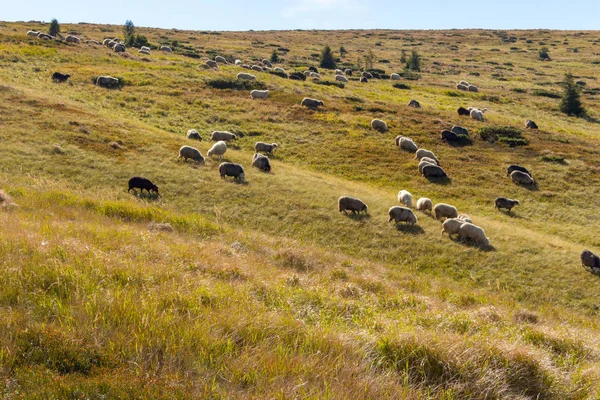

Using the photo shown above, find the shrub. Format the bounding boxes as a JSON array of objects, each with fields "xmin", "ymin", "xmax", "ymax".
[
  {"xmin": 398, "ymin": 71, "xmax": 420, "ymax": 80},
  {"xmin": 270, "ymin": 49, "xmax": 279, "ymax": 63},
  {"xmin": 406, "ymin": 50, "xmax": 421, "ymax": 71},
  {"xmin": 512, "ymin": 88, "xmax": 527, "ymax": 93},
  {"xmin": 560, "ymin": 72, "xmax": 586, "ymax": 116},
  {"xmin": 479, "ymin": 126, "xmax": 529, "ymax": 147},
  {"xmin": 288, "ymin": 72, "xmax": 306, "ymax": 81},
  {"xmin": 205, "ymin": 78, "xmax": 266, "ymax": 90},
  {"xmin": 319, "ymin": 46, "xmax": 336, "ymax": 69},
  {"xmin": 393, "ymin": 83, "xmax": 411, "ymax": 90},
  {"xmin": 49, "ymin": 19, "xmax": 60, "ymax": 37},
  {"xmin": 540, "ymin": 153, "xmax": 567, "ymax": 164},
  {"xmin": 183, "ymin": 51, "xmax": 201, "ymax": 59},
  {"xmin": 123, "ymin": 20, "xmax": 135, "ymax": 43},
  {"xmin": 538, "ymin": 47, "xmax": 550, "ymax": 60},
  {"xmin": 533, "ymin": 89, "xmax": 561, "ymax": 99},
  {"xmin": 314, "ymin": 80, "xmax": 344, "ymax": 89}
]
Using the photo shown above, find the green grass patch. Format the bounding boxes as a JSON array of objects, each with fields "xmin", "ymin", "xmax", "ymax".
[{"xmin": 479, "ymin": 126, "xmax": 529, "ymax": 147}]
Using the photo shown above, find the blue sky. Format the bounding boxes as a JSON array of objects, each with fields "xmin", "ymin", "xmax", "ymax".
[{"xmin": 3, "ymin": 0, "xmax": 599, "ymax": 30}]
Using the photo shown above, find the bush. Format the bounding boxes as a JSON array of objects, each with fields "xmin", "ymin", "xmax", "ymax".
[
  {"xmin": 532, "ymin": 89, "xmax": 561, "ymax": 99},
  {"xmin": 314, "ymin": 80, "xmax": 344, "ymax": 89},
  {"xmin": 479, "ymin": 126, "xmax": 529, "ymax": 147},
  {"xmin": 539, "ymin": 47, "xmax": 551, "ymax": 60},
  {"xmin": 288, "ymin": 72, "xmax": 306, "ymax": 81},
  {"xmin": 268, "ymin": 70, "xmax": 287, "ymax": 79},
  {"xmin": 512, "ymin": 88, "xmax": 527, "ymax": 93},
  {"xmin": 393, "ymin": 83, "xmax": 411, "ymax": 90},
  {"xmin": 206, "ymin": 78, "xmax": 266, "ymax": 90},
  {"xmin": 398, "ymin": 71, "xmax": 420, "ymax": 80},
  {"xmin": 444, "ymin": 90, "xmax": 464, "ymax": 97},
  {"xmin": 183, "ymin": 51, "xmax": 201, "ymax": 59},
  {"xmin": 406, "ymin": 50, "xmax": 421, "ymax": 71}
]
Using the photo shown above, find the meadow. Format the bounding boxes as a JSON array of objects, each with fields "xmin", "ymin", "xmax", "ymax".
[{"xmin": 1, "ymin": 21, "xmax": 600, "ymax": 398}]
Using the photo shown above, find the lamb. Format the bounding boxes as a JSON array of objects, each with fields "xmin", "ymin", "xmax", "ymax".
[
  {"xmin": 206, "ymin": 60, "xmax": 219, "ymax": 69},
  {"xmin": 210, "ymin": 131, "xmax": 237, "ymax": 142},
  {"xmin": 495, "ymin": 197, "xmax": 520, "ymax": 212},
  {"xmin": 457, "ymin": 223, "xmax": 489, "ymax": 246},
  {"xmin": 371, "ymin": 119, "xmax": 388, "ymax": 132},
  {"xmin": 160, "ymin": 46, "xmax": 172, "ymax": 52},
  {"xmin": 207, "ymin": 141, "xmax": 227, "ymax": 160},
  {"xmin": 96, "ymin": 76, "xmax": 119, "ymax": 88},
  {"xmin": 442, "ymin": 219, "xmax": 465, "ymax": 238},
  {"xmin": 468, "ymin": 85, "xmax": 479, "ymax": 92},
  {"xmin": 128, "ymin": 176, "xmax": 159, "ymax": 196},
  {"xmin": 457, "ymin": 107, "xmax": 470, "ymax": 116},
  {"xmin": 416, "ymin": 197, "xmax": 433, "ymax": 213},
  {"xmin": 388, "ymin": 206, "xmax": 418, "ymax": 225},
  {"xmin": 470, "ymin": 108, "xmax": 484, "ymax": 121},
  {"xmin": 408, "ymin": 100, "xmax": 421, "ymax": 108},
  {"xmin": 422, "ymin": 165, "xmax": 447, "ymax": 178},
  {"xmin": 581, "ymin": 250, "xmax": 600, "ymax": 273},
  {"xmin": 398, "ymin": 190, "xmax": 413, "ymax": 208},
  {"xmin": 510, "ymin": 171, "xmax": 534, "ymax": 185},
  {"xmin": 415, "ymin": 149, "xmax": 438, "ymax": 163},
  {"xmin": 187, "ymin": 129, "xmax": 202, "ymax": 141},
  {"xmin": 301, "ymin": 98, "xmax": 324, "ymax": 109},
  {"xmin": 237, "ymin": 72, "xmax": 256, "ymax": 80},
  {"xmin": 441, "ymin": 130, "xmax": 459, "ymax": 141},
  {"xmin": 451, "ymin": 126, "xmax": 468, "ymax": 136},
  {"xmin": 215, "ymin": 56, "xmax": 228, "ymax": 64},
  {"xmin": 335, "ymin": 75, "xmax": 349, "ymax": 82},
  {"xmin": 252, "ymin": 153, "xmax": 271, "ymax": 172},
  {"xmin": 434, "ymin": 203, "xmax": 458, "ymax": 220},
  {"xmin": 219, "ymin": 162, "xmax": 245, "ymax": 181},
  {"xmin": 526, "ymin": 120, "xmax": 539, "ymax": 129},
  {"xmin": 255, "ymin": 142, "xmax": 278, "ymax": 154},
  {"xmin": 457, "ymin": 214, "xmax": 472, "ymax": 223},
  {"xmin": 507, "ymin": 165, "xmax": 532, "ymax": 177},
  {"xmin": 399, "ymin": 138, "xmax": 418, "ymax": 152},
  {"xmin": 418, "ymin": 160, "xmax": 436, "ymax": 175},
  {"xmin": 65, "ymin": 35, "xmax": 81, "ymax": 43},
  {"xmin": 390, "ymin": 73, "xmax": 401, "ymax": 80},
  {"xmin": 250, "ymin": 90, "xmax": 269, "ymax": 99},
  {"xmin": 27, "ymin": 30, "xmax": 39, "ymax": 37},
  {"xmin": 52, "ymin": 72, "xmax": 70, "ymax": 83},
  {"xmin": 338, "ymin": 196, "xmax": 368, "ymax": 215},
  {"xmin": 178, "ymin": 146, "xmax": 205, "ymax": 163}
]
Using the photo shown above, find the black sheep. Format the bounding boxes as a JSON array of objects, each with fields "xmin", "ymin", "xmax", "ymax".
[
  {"xmin": 457, "ymin": 107, "xmax": 470, "ymax": 116},
  {"xmin": 52, "ymin": 72, "xmax": 71, "ymax": 83},
  {"xmin": 506, "ymin": 165, "xmax": 532, "ymax": 177},
  {"xmin": 495, "ymin": 197, "xmax": 520, "ymax": 212},
  {"xmin": 219, "ymin": 162, "xmax": 245, "ymax": 181},
  {"xmin": 128, "ymin": 176, "xmax": 159, "ymax": 196}
]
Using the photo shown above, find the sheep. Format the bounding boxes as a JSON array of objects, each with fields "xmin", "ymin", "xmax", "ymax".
[
  {"xmin": 495, "ymin": 197, "xmax": 520, "ymax": 212},
  {"xmin": 415, "ymin": 149, "xmax": 439, "ymax": 163},
  {"xmin": 507, "ymin": 165, "xmax": 532, "ymax": 177},
  {"xmin": 581, "ymin": 250, "xmax": 600, "ymax": 273},
  {"xmin": 262, "ymin": 59, "xmax": 272, "ymax": 67},
  {"xmin": 416, "ymin": 197, "xmax": 433, "ymax": 213},
  {"xmin": 457, "ymin": 84, "xmax": 469, "ymax": 91},
  {"xmin": 103, "ymin": 38, "xmax": 112, "ymax": 46},
  {"xmin": 344, "ymin": 69, "xmax": 353, "ymax": 76},
  {"xmin": 38, "ymin": 33, "xmax": 53, "ymax": 40},
  {"xmin": 434, "ymin": 203, "xmax": 458, "ymax": 220},
  {"xmin": 457, "ymin": 107, "xmax": 470, "ymax": 116},
  {"xmin": 470, "ymin": 109, "xmax": 484, "ymax": 121},
  {"xmin": 207, "ymin": 141, "xmax": 227, "ymax": 160},
  {"xmin": 250, "ymin": 90, "xmax": 269, "ymax": 99},
  {"xmin": 252, "ymin": 65, "xmax": 264, "ymax": 72},
  {"xmin": 273, "ymin": 67, "xmax": 285, "ymax": 73},
  {"xmin": 179, "ymin": 146, "xmax": 205, "ymax": 163},
  {"xmin": 206, "ymin": 60, "xmax": 219, "ymax": 69},
  {"xmin": 362, "ymin": 72, "xmax": 373, "ymax": 79},
  {"xmin": 441, "ymin": 130, "xmax": 459, "ymax": 141},
  {"xmin": 113, "ymin": 43, "xmax": 126, "ymax": 53},
  {"xmin": 400, "ymin": 137, "xmax": 418, "ymax": 152},
  {"xmin": 442, "ymin": 219, "xmax": 465, "ymax": 238},
  {"xmin": 418, "ymin": 160, "xmax": 436, "ymax": 175},
  {"xmin": 107, "ymin": 41, "xmax": 118, "ymax": 49},
  {"xmin": 310, "ymin": 72, "xmax": 321, "ymax": 79},
  {"xmin": 360, "ymin": 76, "xmax": 368, "ymax": 83},
  {"xmin": 160, "ymin": 46, "xmax": 172, "ymax": 52},
  {"xmin": 187, "ymin": 129, "xmax": 202, "ymax": 141},
  {"xmin": 255, "ymin": 142, "xmax": 278, "ymax": 154},
  {"xmin": 526, "ymin": 120, "xmax": 539, "ymax": 129},
  {"xmin": 65, "ymin": 35, "xmax": 81, "ymax": 43},
  {"xmin": 87, "ymin": 40, "xmax": 100, "ymax": 45},
  {"xmin": 338, "ymin": 196, "xmax": 368, "ymax": 215},
  {"xmin": 451, "ymin": 126, "xmax": 468, "ymax": 136},
  {"xmin": 219, "ymin": 162, "xmax": 245, "ymax": 181},
  {"xmin": 398, "ymin": 190, "xmax": 413, "ymax": 208},
  {"xmin": 139, "ymin": 49, "xmax": 151, "ymax": 55},
  {"xmin": 210, "ymin": 131, "xmax": 236, "ymax": 142},
  {"xmin": 303, "ymin": 70, "xmax": 312, "ymax": 77},
  {"xmin": 335, "ymin": 69, "xmax": 343, "ymax": 75},
  {"xmin": 457, "ymin": 214, "xmax": 472, "ymax": 223},
  {"xmin": 420, "ymin": 157, "xmax": 438, "ymax": 166},
  {"xmin": 237, "ymin": 72, "xmax": 256, "ymax": 80},
  {"xmin": 395, "ymin": 135, "xmax": 405, "ymax": 147},
  {"xmin": 52, "ymin": 72, "xmax": 70, "ymax": 83},
  {"xmin": 235, "ymin": 59, "xmax": 242, "ymax": 66},
  {"xmin": 388, "ymin": 206, "xmax": 418, "ymax": 225},
  {"xmin": 335, "ymin": 75, "xmax": 349, "ymax": 82},
  {"xmin": 252, "ymin": 153, "xmax": 271, "ymax": 172},
  {"xmin": 371, "ymin": 119, "xmax": 388, "ymax": 132},
  {"xmin": 215, "ymin": 56, "xmax": 228, "ymax": 64},
  {"xmin": 308, "ymin": 66, "xmax": 319, "ymax": 73},
  {"xmin": 301, "ymin": 98, "xmax": 324, "ymax": 109},
  {"xmin": 457, "ymin": 223, "xmax": 489, "ymax": 246},
  {"xmin": 128, "ymin": 176, "xmax": 159, "ymax": 196},
  {"xmin": 408, "ymin": 100, "xmax": 421, "ymax": 108},
  {"xmin": 140, "ymin": 46, "xmax": 151, "ymax": 52},
  {"xmin": 422, "ymin": 165, "xmax": 447, "ymax": 178},
  {"xmin": 510, "ymin": 171, "xmax": 534, "ymax": 185},
  {"xmin": 27, "ymin": 30, "xmax": 39, "ymax": 37},
  {"xmin": 96, "ymin": 76, "xmax": 119, "ymax": 88},
  {"xmin": 459, "ymin": 80, "xmax": 470, "ymax": 86},
  {"xmin": 390, "ymin": 73, "xmax": 401, "ymax": 80},
  {"xmin": 468, "ymin": 85, "xmax": 479, "ymax": 92}
]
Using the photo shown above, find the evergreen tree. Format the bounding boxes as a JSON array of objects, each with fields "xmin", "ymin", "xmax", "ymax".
[
  {"xmin": 400, "ymin": 49, "xmax": 407, "ymax": 64},
  {"xmin": 363, "ymin": 50, "xmax": 375, "ymax": 70},
  {"xmin": 49, "ymin": 19, "xmax": 60, "ymax": 37},
  {"xmin": 406, "ymin": 50, "xmax": 421, "ymax": 71},
  {"xmin": 123, "ymin": 20, "xmax": 135, "ymax": 46},
  {"xmin": 560, "ymin": 73, "xmax": 585, "ymax": 116},
  {"xmin": 270, "ymin": 49, "xmax": 279, "ymax": 63},
  {"xmin": 319, "ymin": 46, "xmax": 336, "ymax": 69},
  {"xmin": 539, "ymin": 47, "xmax": 550, "ymax": 60}
]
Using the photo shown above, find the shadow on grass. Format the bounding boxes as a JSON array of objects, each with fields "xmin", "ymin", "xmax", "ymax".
[
  {"xmin": 393, "ymin": 224, "xmax": 425, "ymax": 235},
  {"xmin": 500, "ymin": 210, "xmax": 525, "ymax": 219},
  {"xmin": 456, "ymin": 238, "xmax": 495, "ymax": 252},
  {"xmin": 425, "ymin": 176, "xmax": 452, "ymax": 185},
  {"xmin": 131, "ymin": 191, "xmax": 161, "ymax": 201},
  {"xmin": 515, "ymin": 181, "xmax": 539, "ymax": 191},
  {"xmin": 445, "ymin": 138, "xmax": 473, "ymax": 147},
  {"xmin": 347, "ymin": 212, "xmax": 371, "ymax": 221}
]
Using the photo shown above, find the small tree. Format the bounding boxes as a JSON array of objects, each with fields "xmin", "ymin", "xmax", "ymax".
[
  {"xmin": 339, "ymin": 46, "xmax": 346, "ymax": 55},
  {"xmin": 406, "ymin": 50, "xmax": 421, "ymax": 71},
  {"xmin": 319, "ymin": 46, "xmax": 336, "ymax": 69},
  {"xmin": 123, "ymin": 20, "xmax": 135, "ymax": 46},
  {"xmin": 49, "ymin": 19, "xmax": 60, "ymax": 37},
  {"xmin": 539, "ymin": 47, "xmax": 550, "ymax": 60},
  {"xmin": 270, "ymin": 49, "xmax": 279, "ymax": 63},
  {"xmin": 355, "ymin": 57, "xmax": 362, "ymax": 71},
  {"xmin": 400, "ymin": 49, "xmax": 407, "ymax": 64},
  {"xmin": 363, "ymin": 50, "xmax": 375, "ymax": 70},
  {"xmin": 560, "ymin": 73, "xmax": 585, "ymax": 116}
]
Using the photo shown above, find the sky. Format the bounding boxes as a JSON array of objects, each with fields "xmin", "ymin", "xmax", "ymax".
[{"xmin": 3, "ymin": 0, "xmax": 599, "ymax": 31}]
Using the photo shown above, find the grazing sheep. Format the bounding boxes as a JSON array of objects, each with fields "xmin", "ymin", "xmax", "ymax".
[
  {"xmin": 507, "ymin": 165, "xmax": 532, "ymax": 177},
  {"xmin": 274, "ymin": 67, "xmax": 285, "ymax": 73},
  {"xmin": 103, "ymin": 38, "xmax": 112, "ymax": 46},
  {"xmin": 107, "ymin": 41, "xmax": 118, "ymax": 49},
  {"xmin": 459, "ymin": 80, "xmax": 470, "ymax": 86},
  {"xmin": 210, "ymin": 131, "xmax": 236, "ymax": 142},
  {"xmin": 416, "ymin": 197, "xmax": 433, "ymax": 213},
  {"xmin": 301, "ymin": 98, "xmax": 324, "ymax": 109},
  {"xmin": 140, "ymin": 46, "xmax": 150, "ymax": 52},
  {"xmin": 388, "ymin": 206, "xmax": 418, "ymax": 225},
  {"xmin": 160, "ymin": 46, "xmax": 172, "ymax": 52},
  {"xmin": 415, "ymin": 149, "xmax": 438, "ymax": 163},
  {"xmin": 262, "ymin": 59, "xmax": 272, "ymax": 67},
  {"xmin": 252, "ymin": 153, "xmax": 271, "ymax": 172},
  {"xmin": 237, "ymin": 72, "xmax": 256, "ymax": 80},
  {"xmin": 581, "ymin": 250, "xmax": 600, "ymax": 273},
  {"xmin": 255, "ymin": 142, "xmax": 278, "ymax": 154},
  {"xmin": 139, "ymin": 49, "xmax": 151, "ymax": 55},
  {"xmin": 241, "ymin": 64, "xmax": 251, "ymax": 70},
  {"xmin": 526, "ymin": 120, "xmax": 539, "ymax": 129},
  {"xmin": 65, "ymin": 35, "xmax": 81, "ymax": 43},
  {"xmin": 468, "ymin": 85, "xmax": 479, "ymax": 92},
  {"xmin": 252, "ymin": 65, "xmax": 264, "ymax": 72},
  {"xmin": 250, "ymin": 90, "xmax": 269, "ymax": 99},
  {"xmin": 441, "ymin": 130, "xmax": 459, "ymax": 141},
  {"xmin": 310, "ymin": 72, "xmax": 321, "ymax": 79},
  {"xmin": 422, "ymin": 165, "xmax": 447, "ymax": 178},
  {"xmin": 206, "ymin": 60, "xmax": 219, "ymax": 69},
  {"xmin": 179, "ymin": 146, "xmax": 205, "ymax": 163},
  {"xmin": 451, "ymin": 126, "xmax": 468, "ymax": 136},
  {"xmin": 400, "ymin": 137, "xmax": 418, "ymax": 152},
  {"xmin": 87, "ymin": 40, "xmax": 100, "ymax": 45},
  {"xmin": 207, "ymin": 141, "xmax": 227, "ymax": 160},
  {"xmin": 395, "ymin": 135, "xmax": 405, "ymax": 147},
  {"xmin": 338, "ymin": 196, "xmax": 368, "ymax": 215},
  {"xmin": 457, "ymin": 223, "xmax": 489, "ymax": 246},
  {"xmin": 27, "ymin": 30, "xmax": 39, "ymax": 37},
  {"xmin": 470, "ymin": 109, "xmax": 484, "ymax": 121},
  {"xmin": 510, "ymin": 171, "xmax": 534, "ymax": 185},
  {"xmin": 457, "ymin": 84, "xmax": 469, "ymax": 91},
  {"xmin": 114, "ymin": 43, "xmax": 126, "ymax": 53},
  {"xmin": 235, "ymin": 59, "xmax": 242, "ymax": 66},
  {"xmin": 434, "ymin": 203, "xmax": 458, "ymax": 220},
  {"xmin": 219, "ymin": 162, "xmax": 245, "ymax": 181},
  {"xmin": 187, "ymin": 129, "xmax": 202, "ymax": 141},
  {"xmin": 418, "ymin": 160, "xmax": 436, "ymax": 174},
  {"xmin": 344, "ymin": 69, "xmax": 353, "ymax": 76},
  {"xmin": 128, "ymin": 176, "xmax": 159, "ymax": 196},
  {"xmin": 420, "ymin": 157, "xmax": 438, "ymax": 166},
  {"xmin": 360, "ymin": 76, "xmax": 368, "ymax": 83},
  {"xmin": 442, "ymin": 219, "xmax": 465, "ymax": 238},
  {"xmin": 495, "ymin": 197, "xmax": 520, "ymax": 212},
  {"xmin": 96, "ymin": 76, "xmax": 119, "ymax": 88},
  {"xmin": 52, "ymin": 72, "xmax": 70, "ymax": 83},
  {"xmin": 457, "ymin": 214, "xmax": 472, "ymax": 223},
  {"xmin": 362, "ymin": 72, "xmax": 373, "ymax": 79},
  {"xmin": 335, "ymin": 69, "xmax": 343, "ymax": 75},
  {"xmin": 38, "ymin": 33, "xmax": 53, "ymax": 40},
  {"xmin": 303, "ymin": 70, "xmax": 312, "ymax": 77},
  {"xmin": 371, "ymin": 119, "xmax": 388, "ymax": 132},
  {"xmin": 398, "ymin": 190, "xmax": 413, "ymax": 208},
  {"xmin": 308, "ymin": 66, "xmax": 318, "ymax": 73},
  {"xmin": 215, "ymin": 56, "xmax": 228, "ymax": 64},
  {"xmin": 408, "ymin": 100, "xmax": 421, "ymax": 108},
  {"xmin": 335, "ymin": 75, "xmax": 349, "ymax": 82},
  {"xmin": 390, "ymin": 73, "xmax": 401, "ymax": 80},
  {"xmin": 457, "ymin": 107, "xmax": 470, "ymax": 116}
]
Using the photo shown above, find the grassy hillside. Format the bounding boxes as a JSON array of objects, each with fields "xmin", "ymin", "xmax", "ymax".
[{"xmin": 2, "ymin": 21, "xmax": 600, "ymax": 398}]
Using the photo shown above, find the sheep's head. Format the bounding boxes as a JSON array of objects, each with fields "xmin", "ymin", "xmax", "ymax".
[
  {"xmin": 272, "ymin": 143, "xmax": 278, "ymax": 148},
  {"xmin": 514, "ymin": 200, "xmax": 520, "ymax": 206}
]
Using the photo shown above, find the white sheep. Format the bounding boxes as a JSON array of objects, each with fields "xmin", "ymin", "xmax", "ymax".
[
  {"xmin": 416, "ymin": 197, "xmax": 432, "ymax": 213},
  {"xmin": 395, "ymin": 135, "xmax": 405, "ymax": 147},
  {"xmin": 207, "ymin": 141, "xmax": 227, "ymax": 160},
  {"xmin": 335, "ymin": 69, "xmax": 344, "ymax": 75},
  {"xmin": 27, "ymin": 31, "xmax": 39, "ymax": 37},
  {"xmin": 398, "ymin": 190, "xmax": 413, "ymax": 208},
  {"xmin": 335, "ymin": 75, "xmax": 349, "ymax": 82},
  {"xmin": 388, "ymin": 206, "xmax": 418, "ymax": 225},
  {"xmin": 210, "ymin": 131, "xmax": 237, "ymax": 142},
  {"xmin": 235, "ymin": 59, "xmax": 242, "ymax": 66},
  {"xmin": 415, "ymin": 149, "xmax": 438, "ymax": 163},
  {"xmin": 442, "ymin": 219, "xmax": 465, "ymax": 238},
  {"xmin": 420, "ymin": 157, "xmax": 438, "ymax": 166},
  {"xmin": 470, "ymin": 109, "xmax": 484, "ymax": 121},
  {"xmin": 434, "ymin": 203, "xmax": 458, "ymax": 220},
  {"xmin": 215, "ymin": 56, "xmax": 228, "ymax": 64},
  {"xmin": 178, "ymin": 146, "xmax": 204, "ymax": 163},
  {"xmin": 457, "ymin": 214, "xmax": 472, "ymax": 223},
  {"xmin": 511, "ymin": 171, "xmax": 534, "ymax": 185},
  {"xmin": 237, "ymin": 72, "xmax": 256, "ymax": 80},
  {"xmin": 371, "ymin": 119, "xmax": 388, "ymax": 132},
  {"xmin": 400, "ymin": 138, "xmax": 418, "ymax": 153},
  {"xmin": 457, "ymin": 223, "xmax": 489, "ymax": 246},
  {"xmin": 310, "ymin": 72, "xmax": 321, "ymax": 79},
  {"xmin": 390, "ymin": 73, "xmax": 401, "ymax": 80},
  {"xmin": 250, "ymin": 90, "xmax": 269, "ymax": 99},
  {"xmin": 160, "ymin": 46, "xmax": 172, "ymax": 52}
]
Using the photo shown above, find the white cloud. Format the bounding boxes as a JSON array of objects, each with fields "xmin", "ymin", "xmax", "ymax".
[{"xmin": 282, "ymin": 0, "xmax": 366, "ymax": 19}]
